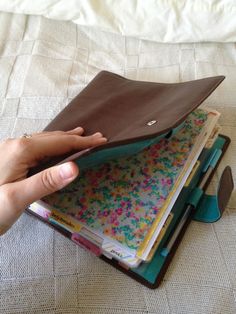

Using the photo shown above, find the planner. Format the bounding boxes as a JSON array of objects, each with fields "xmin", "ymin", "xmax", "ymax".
[{"xmin": 26, "ymin": 71, "xmax": 233, "ymax": 287}]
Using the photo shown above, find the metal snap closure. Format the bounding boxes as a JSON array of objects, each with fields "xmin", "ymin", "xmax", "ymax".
[{"xmin": 147, "ymin": 120, "xmax": 157, "ymax": 126}]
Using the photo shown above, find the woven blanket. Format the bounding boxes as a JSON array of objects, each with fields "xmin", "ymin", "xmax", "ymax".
[{"xmin": 0, "ymin": 12, "xmax": 236, "ymax": 314}]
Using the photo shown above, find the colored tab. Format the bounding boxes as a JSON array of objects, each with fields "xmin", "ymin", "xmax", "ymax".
[
  {"xmin": 102, "ymin": 243, "xmax": 134, "ymax": 260},
  {"xmin": 205, "ymin": 125, "xmax": 221, "ymax": 149},
  {"xmin": 79, "ymin": 228, "xmax": 103, "ymax": 247},
  {"xmin": 102, "ymin": 242, "xmax": 140, "ymax": 266},
  {"xmin": 72, "ymin": 233, "xmax": 101, "ymax": 256},
  {"xmin": 49, "ymin": 210, "xmax": 82, "ymax": 233},
  {"xmin": 28, "ymin": 201, "xmax": 51, "ymax": 220},
  {"xmin": 184, "ymin": 161, "xmax": 200, "ymax": 187}
]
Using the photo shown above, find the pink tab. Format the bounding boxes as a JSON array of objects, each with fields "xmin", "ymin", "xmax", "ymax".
[{"xmin": 71, "ymin": 233, "xmax": 101, "ymax": 256}]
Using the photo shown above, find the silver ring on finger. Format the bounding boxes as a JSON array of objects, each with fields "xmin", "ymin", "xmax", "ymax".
[{"xmin": 21, "ymin": 133, "xmax": 32, "ymax": 139}]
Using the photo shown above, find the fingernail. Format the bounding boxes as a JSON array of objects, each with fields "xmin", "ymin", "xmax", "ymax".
[
  {"xmin": 92, "ymin": 132, "xmax": 103, "ymax": 138},
  {"xmin": 73, "ymin": 127, "xmax": 83, "ymax": 132},
  {"xmin": 99, "ymin": 137, "xmax": 107, "ymax": 142},
  {"xmin": 59, "ymin": 163, "xmax": 75, "ymax": 180}
]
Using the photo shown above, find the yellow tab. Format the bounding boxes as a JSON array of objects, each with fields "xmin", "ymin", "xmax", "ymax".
[
  {"xmin": 50, "ymin": 210, "xmax": 82, "ymax": 233},
  {"xmin": 205, "ymin": 125, "xmax": 221, "ymax": 149},
  {"xmin": 184, "ymin": 160, "xmax": 200, "ymax": 187},
  {"xmin": 146, "ymin": 213, "xmax": 173, "ymax": 262}
]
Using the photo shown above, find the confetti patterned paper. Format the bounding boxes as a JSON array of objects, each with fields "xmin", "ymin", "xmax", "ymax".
[{"xmin": 43, "ymin": 109, "xmax": 208, "ymax": 250}]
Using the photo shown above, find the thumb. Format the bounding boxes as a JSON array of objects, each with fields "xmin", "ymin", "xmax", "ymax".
[
  {"xmin": 0, "ymin": 162, "xmax": 78, "ymax": 234},
  {"xmin": 14, "ymin": 161, "xmax": 79, "ymax": 208}
]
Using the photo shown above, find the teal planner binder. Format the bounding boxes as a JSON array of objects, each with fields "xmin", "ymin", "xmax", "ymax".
[
  {"xmin": 100, "ymin": 134, "xmax": 233, "ymax": 288},
  {"xmin": 26, "ymin": 134, "xmax": 233, "ymax": 288},
  {"xmin": 25, "ymin": 72, "xmax": 232, "ymax": 288}
]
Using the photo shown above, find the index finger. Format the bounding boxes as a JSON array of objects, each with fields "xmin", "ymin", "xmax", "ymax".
[{"xmin": 26, "ymin": 132, "xmax": 107, "ymax": 162}]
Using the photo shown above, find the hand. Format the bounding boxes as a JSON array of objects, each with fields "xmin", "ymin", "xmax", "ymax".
[{"xmin": 0, "ymin": 127, "xmax": 107, "ymax": 235}]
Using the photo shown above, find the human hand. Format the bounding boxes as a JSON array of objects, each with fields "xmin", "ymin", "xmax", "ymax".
[{"xmin": 0, "ymin": 127, "xmax": 107, "ymax": 235}]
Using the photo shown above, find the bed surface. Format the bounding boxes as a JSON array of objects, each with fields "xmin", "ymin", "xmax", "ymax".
[{"xmin": 0, "ymin": 12, "xmax": 236, "ymax": 314}]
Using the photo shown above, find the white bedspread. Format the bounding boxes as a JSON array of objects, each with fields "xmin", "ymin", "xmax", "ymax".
[
  {"xmin": 0, "ymin": 12, "xmax": 236, "ymax": 314},
  {"xmin": 0, "ymin": 0, "xmax": 236, "ymax": 42}
]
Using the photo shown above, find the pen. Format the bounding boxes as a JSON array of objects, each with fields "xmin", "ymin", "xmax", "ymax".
[{"xmin": 161, "ymin": 148, "xmax": 222, "ymax": 257}]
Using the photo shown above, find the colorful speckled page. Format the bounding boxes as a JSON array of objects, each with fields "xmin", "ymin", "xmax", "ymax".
[{"xmin": 43, "ymin": 109, "xmax": 208, "ymax": 250}]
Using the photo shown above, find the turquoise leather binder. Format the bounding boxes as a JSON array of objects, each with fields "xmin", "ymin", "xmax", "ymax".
[{"xmin": 101, "ymin": 134, "xmax": 233, "ymax": 288}]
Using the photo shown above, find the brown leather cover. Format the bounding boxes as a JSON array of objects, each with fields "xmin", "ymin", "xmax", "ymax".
[
  {"xmin": 31, "ymin": 71, "xmax": 224, "ymax": 174},
  {"xmin": 45, "ymin": 71, "xmax": 224, "ymax": 144}
]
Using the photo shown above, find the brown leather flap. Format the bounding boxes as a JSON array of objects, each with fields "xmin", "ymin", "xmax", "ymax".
[
  {"xmin": 45, "ymin": 71, "xmax": 224, "ymax": 145},
  {"xmin": 218, "ymin": 166, "xmax": 234, "ymax": 215},
  {"xmin": 30, "ymin": 71, "xmax": 224, "ymax": 175}
]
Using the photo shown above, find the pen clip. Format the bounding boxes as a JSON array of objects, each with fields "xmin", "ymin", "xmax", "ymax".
[{"xmin": 202, "ymin": 148, "xmax": 222, "ymax": 172}]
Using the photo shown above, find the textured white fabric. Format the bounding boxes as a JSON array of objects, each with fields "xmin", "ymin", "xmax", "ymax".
[
  {"xmin": 0, "ymin": 0, "xmax": 236, "ymax": 43},
  {"xmin": 0, "ymin": 12, "xmax": 236, "ymax": 314}
]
